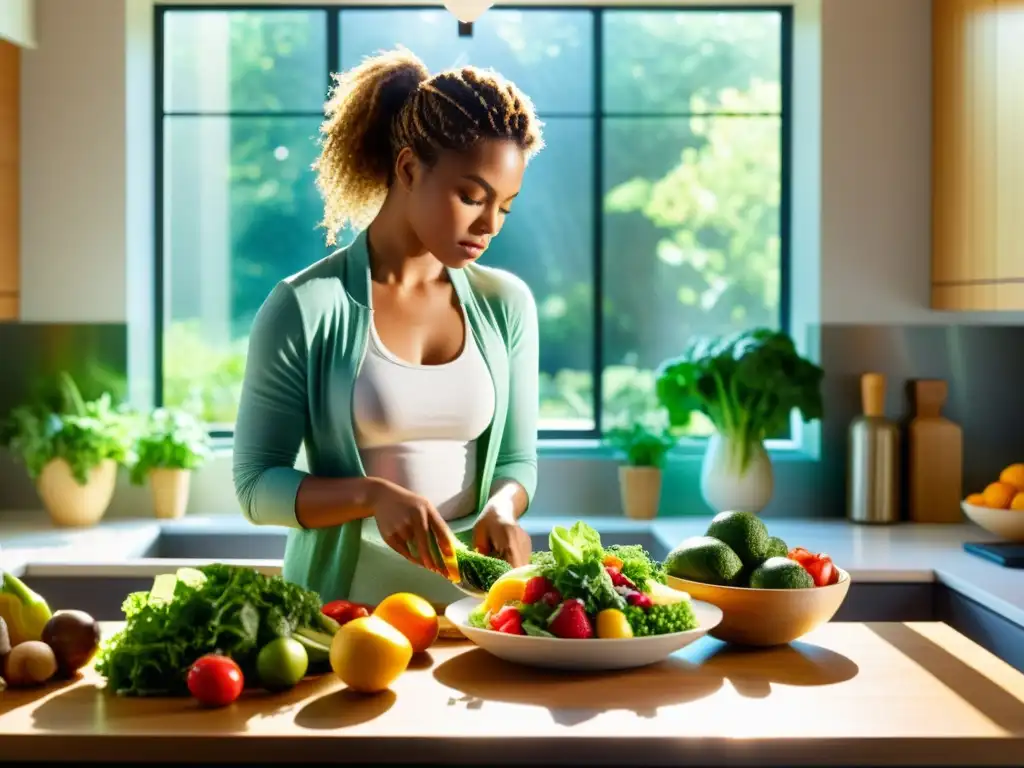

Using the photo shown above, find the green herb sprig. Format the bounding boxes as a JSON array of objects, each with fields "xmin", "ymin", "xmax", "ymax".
[{"xmin": 128, "ymin": 408, "xmax": 210, "ymax": 486}]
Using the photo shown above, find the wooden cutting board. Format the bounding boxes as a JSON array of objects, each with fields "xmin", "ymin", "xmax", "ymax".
[{"xmin": 907, "ymin": 378, "xmax": 964, "ymax": 523}]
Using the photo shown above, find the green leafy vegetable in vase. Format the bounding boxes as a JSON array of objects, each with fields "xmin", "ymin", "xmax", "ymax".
[{"xmin": 655, "ymin": 328, "xmax": 824, "ymax": 472}]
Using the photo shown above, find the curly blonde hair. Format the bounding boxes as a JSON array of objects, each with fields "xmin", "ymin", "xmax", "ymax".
[{"xmin": 312, "ymin": 47, "xmax": 544, "ymax": 245}]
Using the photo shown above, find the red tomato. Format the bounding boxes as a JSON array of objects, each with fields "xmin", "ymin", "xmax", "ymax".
[
  {"xmin": 789, "ymin": 548, "xmax": 839, "ymax": 587},
  {"xmin": 322, "ymin": 600, "xmax": 371, "ymax": 627},
  {"xmin": 803, "ymin": 556, "xmax": 835, "ymax": 587},
  {"xmin": 187, "ymin": 654, "xmax": 244, "ymax": 707},
  {"xmin": 787, "ymin": 547, "xmax": 814, "ymax": 565}
]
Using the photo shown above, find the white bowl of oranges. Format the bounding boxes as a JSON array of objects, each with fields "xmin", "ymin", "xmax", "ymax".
[{"xmin": 962, "ymin": 463, "xmax": 1024, "ymax": 543}]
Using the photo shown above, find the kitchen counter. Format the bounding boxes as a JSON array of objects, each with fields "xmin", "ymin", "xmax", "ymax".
[
  {"xmin": 2, "ymin": 511, "xmax": 1022, "ymax": 627},
  {"xmin": 2, "ymin": 621, "xmax": 1024, "ymax": 765}
]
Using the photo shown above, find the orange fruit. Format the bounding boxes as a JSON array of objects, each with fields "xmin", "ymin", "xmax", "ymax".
[
  {"xmin": 1000, "ymin": 463, "xmax": 1024, "ymax": 492},
  {"xmin": 1011, "ymin": 492, "xmax": 1024, "ymax": 511},
  {"xmin": 965, "ymin": 493, "xmax": 987, "ymax": 507},
  {"xmin": 982, "ymin": 481, "xmax": 1017, "ymax": 509},
  {"xmin": 329, "ymin": 615, "xmax": 412, "ymax": 693},
  {"xmin": 373, "ymin": 593, "xmax": 439, "ymax": 653}
]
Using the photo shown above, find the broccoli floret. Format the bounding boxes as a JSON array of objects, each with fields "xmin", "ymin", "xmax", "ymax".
[
  {"xmin": 456, "ymin": 548, "xmax": 511, "ymax": 592},
  {"xmin": 467, "ymin": 605, "xmax": 490, "ymax": 629},
  {"xmin": 529, "ymin": 549, "xmax": 557, "ymax": 576},
  {"xmin": 623, "ymin": 601, "xmax": 698, "ymax": 637},
  {"xmin": 604, "ymin": 544, "xmax": 667, "ymax": 590}
]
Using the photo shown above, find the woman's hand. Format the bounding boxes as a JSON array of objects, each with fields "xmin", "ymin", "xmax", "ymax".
[
  {"xmin": 472, "ymin": 503, "xmax": 532, "ymax": 568},
  {"xmin": 370, "ymin": 478, "xmax": 454, "ymax": 575}
]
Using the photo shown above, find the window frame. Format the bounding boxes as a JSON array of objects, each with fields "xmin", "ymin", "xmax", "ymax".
[{"xmin": 153, "ymin": 2, "xmax": 795, "ymax": 449}]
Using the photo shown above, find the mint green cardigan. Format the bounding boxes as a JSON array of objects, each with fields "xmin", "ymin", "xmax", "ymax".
[{"xmin": 231, "ymin": 229, "xmax": 539, "ymax": 602}]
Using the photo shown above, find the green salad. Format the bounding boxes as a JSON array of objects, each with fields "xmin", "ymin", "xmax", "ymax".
[{"xmin": 468, "ymin": 522, "xmax": 698, "ymax": 639}]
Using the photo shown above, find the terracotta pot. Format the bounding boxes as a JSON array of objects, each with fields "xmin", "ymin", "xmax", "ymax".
[
  {"xmin": 619, "ymin": 465, "xmax": 662, "ymax": 520},
  {"xmin": 149, "ymin": 468, "xmax": 192, "ymax": 520},
  {"xmin": 35, "ymin": 458, "xmax": 117, "ymax": 528}
]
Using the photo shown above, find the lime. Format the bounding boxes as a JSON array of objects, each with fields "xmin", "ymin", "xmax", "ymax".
[{"xmin": 256, "ymin": 636, "xmax": 309, "ymax": 692}]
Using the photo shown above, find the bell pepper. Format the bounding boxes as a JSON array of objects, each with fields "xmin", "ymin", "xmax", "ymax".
[
  {"xmin": 322, "ymin": 600, "xmax": 371, "ymax": 627},
  {"xmin": 0, "ymin": 570, "xmax": 53, "ymax": 646}
]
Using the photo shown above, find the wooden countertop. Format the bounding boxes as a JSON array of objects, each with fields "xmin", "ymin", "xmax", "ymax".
[{"xmin": 2, "ymin": 621, "xmax": 1024, "ymax": 765}]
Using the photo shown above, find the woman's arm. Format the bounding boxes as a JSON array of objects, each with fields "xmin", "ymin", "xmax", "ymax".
[
  {"xmin": 488, "ymin": 277, "xmax": 540, "ymax": 513},
  {"xmin": 233, "ymin": 282, "xmax": 377, "ymax": 530}
]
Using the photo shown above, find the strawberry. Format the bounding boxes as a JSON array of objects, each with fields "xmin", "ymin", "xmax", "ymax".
[
  {"xmin": 522, "ymin": 576, "xmax": 554, "ymax": 605},
  {"xmin": 547, "ymin": 598, "xmax": 594, "ymax": 639},
  {"xmin": 489, "ymin": 605, "xmax": 524, "ymax": 635},
  {"xmin": 606, "ymin": 566, "xmax": 636, "ymax": 589},
  {"xmin": 626, "ymin": 591, "xmax": 653, "ymax": 609}
]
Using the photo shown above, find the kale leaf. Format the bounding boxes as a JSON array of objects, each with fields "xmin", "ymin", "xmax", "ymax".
[{"xmin": 95, "ymin": 564, "xmax": 324, "ymax": 697}]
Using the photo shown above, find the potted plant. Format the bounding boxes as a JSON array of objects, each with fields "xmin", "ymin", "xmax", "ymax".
[
  {"xmin": 604, "ymin": 422, "xmax": 677, "ymax": 520},
  {"xmin": 128, "ymin": 408, "xmax": 210, "ymax": 520},
  {"xmin": 655, "ymin": 328, "xmax": 824, "ymax": 514},
  {"xmin": 0, "ymin": 372, "xmax": 130, "ymax": 527}
]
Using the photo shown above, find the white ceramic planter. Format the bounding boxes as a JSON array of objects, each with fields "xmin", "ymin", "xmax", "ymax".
[
  {"xmin": 700, "ymin": 432, "xmax": 774, "ymax": 514},
  {"xmin": 619, "ymin": 465, "xmax": 663, "ymax": 520},
  {"xmin": 35, "ymin": 458, "xmax": 117, "ymax": 528},
  {"xmin": 149, "ymin": 468, "xmax": 192, "ymax": 520}
]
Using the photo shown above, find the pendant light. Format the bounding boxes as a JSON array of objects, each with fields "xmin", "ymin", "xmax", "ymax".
[{"xmin": 443, "ymin": 0, "xmax": 495, "ymax": 24}]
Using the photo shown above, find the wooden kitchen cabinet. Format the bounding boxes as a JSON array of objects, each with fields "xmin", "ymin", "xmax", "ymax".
[
  {"xmin": 932, "ymin": 0, "xmax": 1024, "ymax": 310},
  {"xmin": 0, "ymin": 39, "xmax": 18, "ymax": 321}
]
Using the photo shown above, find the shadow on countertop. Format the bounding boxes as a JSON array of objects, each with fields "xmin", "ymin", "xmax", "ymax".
[{"xmin": 432, "ymin": 637, "xmax": 860, "ymax": 725}]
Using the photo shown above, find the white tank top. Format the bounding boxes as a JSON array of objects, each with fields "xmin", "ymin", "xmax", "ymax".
[{"xmin": 352, "ymin": 306, "xmax": 496, "ymax": 521}]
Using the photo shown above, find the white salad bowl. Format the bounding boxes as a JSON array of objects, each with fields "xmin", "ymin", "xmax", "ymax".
[{"xmin": 444, "ymin": 597, "xmax": 723, "ymax": 672}]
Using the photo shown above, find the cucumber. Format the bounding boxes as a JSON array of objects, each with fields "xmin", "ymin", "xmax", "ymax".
[{"xmin": 292, "ymin": 629, "xmax": 331, "ymax": 664}]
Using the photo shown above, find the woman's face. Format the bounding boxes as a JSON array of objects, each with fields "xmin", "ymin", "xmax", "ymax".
[{"xmin": 400, "ymin": 138, "xmax": 526, "ymax": 269}]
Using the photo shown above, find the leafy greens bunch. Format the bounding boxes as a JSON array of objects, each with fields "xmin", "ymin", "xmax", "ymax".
[
  {"xmin": 95, "ymin": 564, "xmax": 331, "ymax": 697},
  {"xmin": 655, "ymin": 328, "xmax": 824, "ymax": 472}
]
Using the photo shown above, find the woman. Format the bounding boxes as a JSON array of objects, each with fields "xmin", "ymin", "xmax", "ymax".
[{"xmin": 232, "ymin": 47, "xmax": 544, "ymax": 608}]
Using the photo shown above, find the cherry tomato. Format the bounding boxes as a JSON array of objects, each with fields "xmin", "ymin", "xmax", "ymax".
[
  {"xmin": 787, "ymin": 547, "xmax": 814, "ymax": 565},
  {"xmin": 803, "ymin": 556, "xmax": 834, "ymax": 587},
  {"xmin": 788, "ymin": 548, "xmax": 839, "ymax": 587},
  {"xmin": 322, "ymin": 600, "xmax": 371, "ymax": 627},
  {"xmin": 187, "ymin": 654, "xmax": 244, "ymax": 707}
]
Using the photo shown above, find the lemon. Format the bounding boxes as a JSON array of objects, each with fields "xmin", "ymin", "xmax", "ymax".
[
  {"xmin": 596, "ymin": 609, "xmax": 633, "ymax": 639},
  {"xmin": 330, "ymin": 615, "xmax": 413, "ymax": 693}
]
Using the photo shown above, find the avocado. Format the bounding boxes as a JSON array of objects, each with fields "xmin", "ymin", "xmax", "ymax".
[
  {"xmin": 748, "ymin": 557, "xmax": 815, "ymax": 589},
  {"xmin": 706, "ymin": 510, "xmax": 770, "ymax": 568},
  {"xmin": 664, "ymin": 536, "xmax": 744, "ymax": 585},
  {"xmin": 764, "ymin": 536, "xmax": 788, "ymax": 561}
]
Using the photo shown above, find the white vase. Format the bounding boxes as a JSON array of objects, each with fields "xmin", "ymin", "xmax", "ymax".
[
  {"xmin": 35, "ymin": 458, "xmax": 118, "ymax": 528},
  {"xmin": 618, "ymin": 466, "xmax": 662, "ymax": 520},
  {"xmin": 149, "ymin": 468, "xmax": 192, "ymax": 520},
  {"xmin": 700, "ymin": 432, "xmax": 774, "ymax": 514}
]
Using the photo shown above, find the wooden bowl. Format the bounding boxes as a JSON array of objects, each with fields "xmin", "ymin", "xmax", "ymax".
[
  {"xmin": 666, "ymin": 568, "xmax": 851, "ymax": 647},
  {"xmin": 962, "ymin": 500, "xmax": 1024, "ymax": 542}
]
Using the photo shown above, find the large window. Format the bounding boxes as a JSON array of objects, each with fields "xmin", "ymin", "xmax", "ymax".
[{"xmin": 156, "ymin": 5, "xmax": 791, "ymax": 439}]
